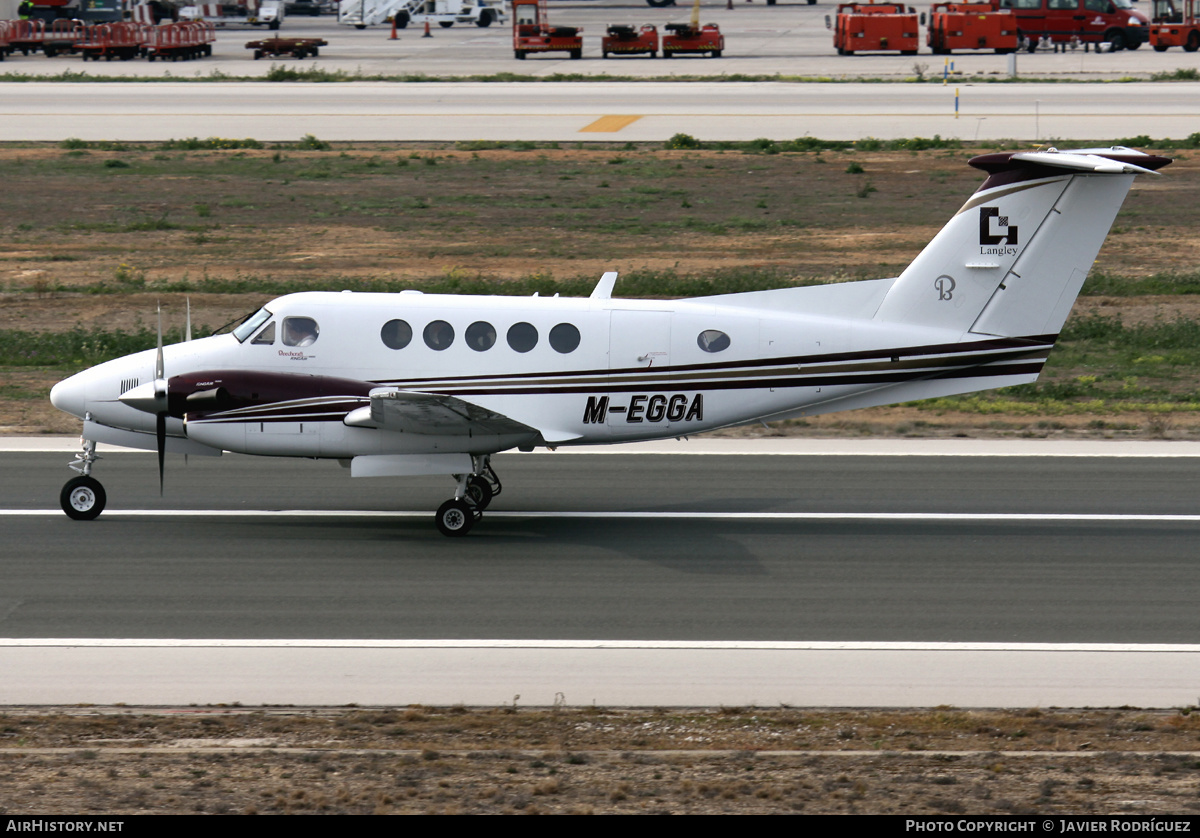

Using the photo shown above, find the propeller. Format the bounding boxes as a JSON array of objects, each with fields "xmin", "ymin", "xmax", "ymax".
[
  {"xmin": 118, "ymin": 302, "xmax": 172, "ymax": 495},
  {"xmin": 154, "ymin": 303, "xmax": 167, "ymax": 495}
]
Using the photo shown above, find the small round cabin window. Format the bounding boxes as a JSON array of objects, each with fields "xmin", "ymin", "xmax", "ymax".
[
  {"xmin": 381, "ymin": 319, "xmax": 412, "ymax": 350},
  {"xmin": 466, "ymin": 321, "xmax": 497, "ymax": 352},
  {"xmin": 507, "ymin": 322, "xmax": 538, "ymax": 353},
  {"xmin": 697, "ymin": 330, "xmax": 731, "ymax": 353},
  {"xmin": 423, "ymin": 320, "xmax": 455, "ymax": 351},
  {"xmin": 549, "ymin": 323, "xmax": 581, "ymax": 354}
]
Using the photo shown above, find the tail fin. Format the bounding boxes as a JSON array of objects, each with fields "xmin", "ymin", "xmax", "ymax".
[{"xmin": 872, "ymin": 148, "xmax": 1170, "ymax": 338}]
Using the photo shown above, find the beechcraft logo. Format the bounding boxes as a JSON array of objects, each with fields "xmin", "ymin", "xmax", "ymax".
[{"xmin": 979, "ymin": 206, "xmax": 1018, "ymax": 255}]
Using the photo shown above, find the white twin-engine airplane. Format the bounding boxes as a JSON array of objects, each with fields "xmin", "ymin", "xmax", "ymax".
[{"xmin": 50, "ymin": 147, "xmax": 1170, "ymax": 535}]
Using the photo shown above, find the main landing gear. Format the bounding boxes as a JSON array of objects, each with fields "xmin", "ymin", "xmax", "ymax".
[
  {"xmin": 60, "ymin": 434, "xmax": 107, "ymax": 521},
  {"xmin": 435, "ymin": 456, "xmax": 502, "ymax": 537}
]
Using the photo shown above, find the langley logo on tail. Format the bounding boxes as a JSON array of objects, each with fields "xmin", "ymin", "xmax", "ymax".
[
  {"xmin": 49, "ymin": 147, "xmax": 1171, "ymax": 535},
  {"xmin": 979, "ymin": 206, "xmax": 1019, "ymax": 247}
]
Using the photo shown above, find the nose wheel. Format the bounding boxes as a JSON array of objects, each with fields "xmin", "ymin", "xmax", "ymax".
[
  {"xmin": 61, "ymin": 475, "xmax": 106, "ymax": 521},
  {"xmin": 61, "ymin": 433, "xmax": 107, "ymax": 520}
]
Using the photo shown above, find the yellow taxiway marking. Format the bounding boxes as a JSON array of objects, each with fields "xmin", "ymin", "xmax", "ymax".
[{"xmin": 579, "ymin": 115, "xmax": 644, "ymax": 133}]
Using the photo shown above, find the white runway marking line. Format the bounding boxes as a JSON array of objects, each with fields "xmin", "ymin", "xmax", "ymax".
[
  {"xmin": 5, "ymin": 509, "xmax": 1200, "ymax": 522},
  {"xmin": 3, "ymin": 639, "xmax": 1200, "ymax": 652}
]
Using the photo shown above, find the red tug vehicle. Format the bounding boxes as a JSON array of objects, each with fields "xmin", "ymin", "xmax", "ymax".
[
  {"xmin": 1149, "ymin": 0, "xmax": 1200, "ymax": 51},
  {"xmin": 831, "ymin": 2, "xmax": 920, "ymax": 55},
  {"xmin": 927, "ymin": 1, "xmax": 1017, "ymax": 53},
  {"xmin": 512, "ymin": 0, "xmax": 583, "ymax": 60},
  {"xmin": 661, "ymin": 0, "xmax": 723, "ymax": 57},
  {"xmin": 601, "ymin": 23, "xmax": 659, "ymax": 58}
]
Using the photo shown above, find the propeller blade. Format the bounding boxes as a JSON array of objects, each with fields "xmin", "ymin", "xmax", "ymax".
[
  {"xmin": 156, "ymin": 411, "xmax": 166, "ymax": 496},
  {"xmin": 155, "ymin": 303, "xmax": 164, "ymax": 383}
]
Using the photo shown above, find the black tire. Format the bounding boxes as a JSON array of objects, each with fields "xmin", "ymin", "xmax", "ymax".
[
  {"xmin": 310, "ymin": 47, "xmax": 318, "ymax": 56},
  {"xmin": 466, "ymin": 476, "xmax": 494, "ymax": 511},
  {"xmin": 254, "ymin": 49, "xmax": 262, "ymax": 59},
  {"xmin": 396, "ymin": 11, "xmax": 408, "ymax": 28},
  {"xmin": 1104, "ymin": 28, "xmax": 1126, "ymax": 51},
  {"xmin": 1126, "ymin": 37, "xmax": 1141, "ymax": 50},
  {"xmin": 570, "ymin": 47, "xmax": 581, "ymax": 58},
  {"xmin": 439, "ymin": 20, "xmax": 453, "ymax": 27},
  {"xmin": 1153, "ymin": 43, "xmax": 1169, "ymax": 51},
  {"xmin": 712, "ymin": 49, "xmax": 722, "ymax": 57},
  {"xmin": 436, "ymin": 498, "xmax": 476, "ymax": 537},
  {"xmin": 61, "ymin": 476, "xmax": 106, "ymax": 521},
  {"xmin": 1186, "ymin": 31, "xmax": 1200, "ymax": 52},
  {"xmin": 514, "ymin": 49, "xmax": 525, "ymax": 59},
  {"xmin": 475, "ymin": 9, "xmax": 492, "ymax": 26},
  {"xmin": 645, "ymin": 0, "xmax": 673, "ymax": 6},
  {"xmin": 355, "ymin": 23, "xmax": 366, "ymax": 29},
  {"xmin": 269, "ymin": 19, "xmax": 281, "ymax": 30}
]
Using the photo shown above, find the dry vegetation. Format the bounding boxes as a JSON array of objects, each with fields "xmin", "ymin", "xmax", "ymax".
[{"xmin": 4, "ymin": 706, "xmax": 1200, "ymax": 814}]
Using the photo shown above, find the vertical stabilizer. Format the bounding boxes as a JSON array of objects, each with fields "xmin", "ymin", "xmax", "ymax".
[{"xmin": 872, "ymin": 148, "xmax": 1170, "ymax": 339}]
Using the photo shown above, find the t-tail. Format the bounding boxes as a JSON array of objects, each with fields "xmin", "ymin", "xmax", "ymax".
[{"xmin": 872, "ymin": 147, "xmax": 1171, "ymax": 339}]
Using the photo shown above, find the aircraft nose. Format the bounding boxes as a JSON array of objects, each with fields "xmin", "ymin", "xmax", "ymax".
[{"xmin": 50, "ymin": 373, "xmax": 87, "ymax": 419}]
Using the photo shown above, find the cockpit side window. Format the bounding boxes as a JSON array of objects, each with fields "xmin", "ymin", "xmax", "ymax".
[
  {"xmin": 282, "ymin": 316, "xmax": 320, "ymax": 347},
  {"xmin": 232, "ymin": 308, "xmax": 272, "ymax": 343},
  {"xmin": 251, "ymin": 321, "xmax": 276, "ymax": 345}
]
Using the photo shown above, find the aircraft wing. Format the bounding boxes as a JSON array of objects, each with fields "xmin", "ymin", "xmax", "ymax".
[{"xmin": 344, "ymin": 388, "xmax": 541, "ymax": 438}]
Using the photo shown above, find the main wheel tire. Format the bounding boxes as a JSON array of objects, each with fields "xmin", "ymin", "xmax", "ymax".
[
  {"xmin": 61, "ymin": 476, "xmax": 106, "ymax": 521},
  {"xmin": 436, "ymin": 498, "xmax": 476, "ymax": 537},
  {"xmin": 466, "ymin": 476, "xmax": 494, "ymax": 511}
]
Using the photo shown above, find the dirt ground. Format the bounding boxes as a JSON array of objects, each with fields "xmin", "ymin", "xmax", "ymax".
[{"xmin": 4, "ymin": 706, "xmax": 1200, "ymax": 815}]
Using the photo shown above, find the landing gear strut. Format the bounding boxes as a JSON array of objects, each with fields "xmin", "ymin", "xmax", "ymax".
[
  {"xmin": 435, "ymin": 456, "xmax": 502, "ymax": 536},
  {"xmin": 60, "ymin": 432, "xmax": 106, "ymax": 520}
]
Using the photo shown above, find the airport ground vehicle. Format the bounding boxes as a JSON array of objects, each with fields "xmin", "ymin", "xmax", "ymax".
[
  {"xmin": 927, "ymin": 1, "xmax": 1018, "ymax": 52},
  {"xmin": 1000, "ymin": 0, "xmax": 1150, "ymax": 50},
  {"xmin": 601, "ymin": 23, "xmax": 658, "ymax": 58},
  {"xmin": 831, "ymin": 2, "xmax": 920, "ymax": 54},
  {"xmin": 512, "ymin": 0, "xmax": 580, "ymax": 59},
  {"xmin": 50, "ymin": 148, "xmax": 1170, "ymax": 536},
  {"xmin": 337, "ymin": 0, "xmax": 504, "ymax": 29},
  {"xmin": 1148, "ymin": 0, "xmax": 1200, "ymax": 50},
  {"xmin": 179, "ymin": 0, "xmax": 285, "ymax": 29}
]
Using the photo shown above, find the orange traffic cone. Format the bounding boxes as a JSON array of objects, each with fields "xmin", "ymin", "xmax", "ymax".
[
  {"xmin": 423, "ymin": 20, "xmax": 432, "ymax": 37},
  {"xmin": 390, "ymin": 16, "xmax": 398, "ymax": 39}
]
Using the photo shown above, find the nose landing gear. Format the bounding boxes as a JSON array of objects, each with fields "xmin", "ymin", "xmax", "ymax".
[{"xmin": 60, "ymin": 434, "xmax": 106, "ymax": 521}]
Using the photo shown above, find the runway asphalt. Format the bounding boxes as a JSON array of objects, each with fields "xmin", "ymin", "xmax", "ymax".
[{"xmin": 4, "ymin": 446, "xmax": 1198, "ymax": 643}]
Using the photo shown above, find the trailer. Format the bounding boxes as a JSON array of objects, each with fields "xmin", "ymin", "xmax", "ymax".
[
  {"xmin": 4, "ymin": 18, "xmax": 85, "ymax": 56},
  {"xmin": 144, "ymin": 21, "xmax": 217, "ymax": 60},
  {"xmin": 601, "ymin": 23, "xmax": 658, "ymax": 58},
  {"xmin": 76, "ymin": 22, "xmax": 146, "ymax": 61},
  {"xmin": 1149, "ymin": 0, "xmax": 1200, "ymax": 50},
  {"xmin": 337, "ymin": 0, "xmax": 505, "ymax": 30},
  {"xmin": 512, "ymin": 0, "xmax": 582, "ymax": 59},
  {"xmin": 830, "ymin": 2, "xmax": 920, "ymax": 55},
  {"xmin": 246, "ymin": 34, "xmax": 327, "ymax": 57},
  {"xmin": 927, "ymin": 1, "xmax": 1017, "ymax": 53}
]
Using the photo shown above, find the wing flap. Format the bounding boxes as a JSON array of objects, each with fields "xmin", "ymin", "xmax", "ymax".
[{"xmin": 358, "ymin": 388, "xmax": 540, "ymax": 438}]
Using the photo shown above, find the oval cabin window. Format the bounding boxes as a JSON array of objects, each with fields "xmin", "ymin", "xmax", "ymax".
[
  {"xmin": 381, "ymin": 319, "xmax": 413, "ymax": 350},
  {"xmin": 697, "ymin": 329, "xmax": 731, "ymax": 353}
]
